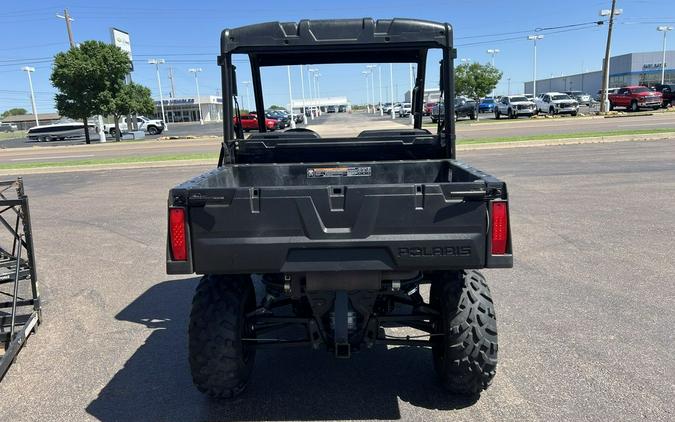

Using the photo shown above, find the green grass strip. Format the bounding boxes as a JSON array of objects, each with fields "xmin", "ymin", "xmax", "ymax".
[
  {"xmin": 457, "ymin": 128, "xmax": 675, "ymax": 145},
  {"xmin": 0, "ymin": 152, "xmax": 218, "ymax": 170}
]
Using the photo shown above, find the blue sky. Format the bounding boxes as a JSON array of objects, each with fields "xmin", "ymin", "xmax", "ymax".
[{"xmin": 1, "ymin": 0, "xmax": 673, "ymax": 114}]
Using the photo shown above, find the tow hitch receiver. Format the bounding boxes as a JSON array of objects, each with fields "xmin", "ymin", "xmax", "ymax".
[{"xmin": 334, "ymin": 291, "xmax": 351, "ymax": 358}]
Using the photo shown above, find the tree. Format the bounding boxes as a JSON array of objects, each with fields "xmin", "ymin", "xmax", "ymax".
[
  {"xmin": 268, "ymin": 104, "xmax": 285, "ymax": 110},
  {"xmin": 103, "ymin": 82, "xmax": 155, "ymax": 141},
  {"xmin": 1, "ymin": 108, "xmax": 28, "ymax": 118},
  {"xmin": 50, "ymin": 40, "xmax": 131, "ymax": 143},
  {"xmin": 455, "ymin": 63, "xmax": 502, "ymax": 99}
]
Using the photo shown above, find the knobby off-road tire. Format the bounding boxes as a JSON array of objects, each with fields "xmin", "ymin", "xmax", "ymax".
[
  {"xmin": 189, "ymin": 274, "xmax": 257, "ymax": 398},
  {"xmin": 431, "ymin": 270, "xmax": 498, "ymax": 395}
]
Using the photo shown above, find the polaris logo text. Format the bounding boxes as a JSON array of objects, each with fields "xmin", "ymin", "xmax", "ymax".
[{"xmin": 398, "ymin": 246, "xmax": 471, "ymax": 257}]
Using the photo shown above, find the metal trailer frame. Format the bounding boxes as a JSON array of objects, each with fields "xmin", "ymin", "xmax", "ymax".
[{"xmin": 0, "ymin": 178, "xmax": 40, "ymax": 381}]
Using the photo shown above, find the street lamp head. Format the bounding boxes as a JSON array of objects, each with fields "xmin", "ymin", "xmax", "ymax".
[
  {"xmin": 600, "ymin": 8, "xmax": 622, "ymax": 16},
  {"xmin": 21, "ymin": 66, "xmax": 35, "ymax": 72},
  {"xmin": 148, "ymin": 59, "xmax": 165, "ymax": 65},
  {"xmin": 657, "ymin": 25, "xmax": 674, "ymax": 32},
  {"xmin": 487, "ymin": 49, "xmax": 500, "ymax": 54},
  {"xmin": 189, "ymin": 68, "xmax": 203, "ymax": 73},
  {"xmin": 527, "ymin": 35, "xmax": 544, "ymax": 41}
]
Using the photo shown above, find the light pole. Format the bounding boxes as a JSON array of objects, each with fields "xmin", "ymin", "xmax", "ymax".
[
  {"xmin": 408, "ymin": 63, "xmax": 414, "ymax": 125},
  {"xmin": 315, "ymin": 72, "xmax": 322, "ymax": 115},
  {"xmin": 487, "ymin": 49, "xmax": 500, "ymax": 97},
  {"xmin": 242, "ymin": 81, "xmax": 252, "ymax": 112},
  {"xmin": 148, "ymin": 59, "xmax": 168, "ymax": 130},
  {"xmin": 389, "ymin": 63, "xmax": 395, "ymax": 120},
  {"xmin": 600, "ymin": 4, "xmax": 622, "ymax": 112},
  {"xmin": 486, "ymin": 49, "xmax": 500, "ymax": 67},
  {"xmin": 299, "ymin": 65, "xmax": 307, "ymax": 124},
  {"xmin": 507, "ymin": 77, "xmax": 511, "ymax": 96},
  {"xmin": 362, "ymin": 70, "xmax": 371, "ymax": 113},
  {"xmin": 309, "ymin": 68, "xmax": 319, "ymax": 117},
  {"xmin": 307, "ymin": 68, "xmax": 315, "ymax": 119},
  {"xmin": 21, "ymin": 67, "xmax": 38, "ymax": 126},
  {"xmin": 287, "ymin": 66, "xmax": 296, "ymax": 129},
  {"xmin": 366, "ymin": 65, "xmax": 377, "ymax": 113},
  {"xmin": 188, "ymin": 68, "xmax": 203, "ymax": 124},
  {"xmin": 657, "ymin": 26, "xmax": 673, "ymax": 84},
  {"xmin": 527, "ymin": 35, "xmax": 544, "ymax": 97},
  {"xmin": 377, "ymin": 65, "xmax": 383, "ymax": 116}
]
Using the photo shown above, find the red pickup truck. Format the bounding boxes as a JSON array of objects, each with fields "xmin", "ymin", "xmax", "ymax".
[
  {"xmin": 233, "ymin": 114, "xmax": 278, "ymax": 132},
  {"xmin": 608, "ymin": 86, "xmax": 662, "ymax": 112}
]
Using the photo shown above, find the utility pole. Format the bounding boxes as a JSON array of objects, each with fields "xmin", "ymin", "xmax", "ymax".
[
  {"xmin": 377, "ymin": 65, "xmax": 383, "ymax": 116},
  {"xmin": 657, "ymin": 26, "xmax": 673, "ymax": 84},
  {"xmin": 188, "ymin": 68, "xmax": 203, "ymax": 124},
  {"xmin": 56, "ymin": 10, "xmax": 75, "ymax": 48},
  {"xmin": 527, "ymin": 35, "xmax": 544, "ymax": 97},
  {"xmin": 307, "ymin": 68, "xmax": 315, "ymax": 119},
  {"xmin": 287, "ymin": 66, "xmax": 296, "ymax": 129},
  {"xmin": 148, "ymin": 59, "xmax": 169, "ymax": 130},
  {"xmin": 168, "ymin": 66, "xmax": 177, "ymax": 98},
  {"xmin": 315, "ymin": 72, "xmax": 322, "ymax": 116},
  {"xmin": 600, "ymin": 1, "xmax": 621, "ymax": 112},
  {"xmin": 389, "ymin": 63, "xmax": 395, "ymax": 120},
  {"xmin": 299, "ymin": 65, "xmax": 307, "ymax": 124},
  {"xmin": 21, "ymin": 67, "xmax": 38, "ymax": 126}
]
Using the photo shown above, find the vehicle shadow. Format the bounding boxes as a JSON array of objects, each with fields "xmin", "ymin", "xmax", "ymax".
[{"xmin": 86, "ymin": 278, "xmax": 478, "ymax": 421}]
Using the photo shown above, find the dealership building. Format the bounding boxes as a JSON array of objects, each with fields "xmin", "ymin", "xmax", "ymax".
[
  {"xmin": 152, "ymin": 96, "xmax": 223, "ymax": 123},
  {"xmin": 524, "ymin": 50, "xmax": 675, "ymax": 95}
]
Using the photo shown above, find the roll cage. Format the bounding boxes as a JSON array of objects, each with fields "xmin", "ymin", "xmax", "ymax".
[{"xmin": 217, "ymin": 18, "xmax": 457, "ymax": 165}]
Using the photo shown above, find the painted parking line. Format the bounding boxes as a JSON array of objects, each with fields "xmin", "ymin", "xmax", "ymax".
[{"xmin": 11, "ymin": 154, "xmax": 96, "ymax": 161}]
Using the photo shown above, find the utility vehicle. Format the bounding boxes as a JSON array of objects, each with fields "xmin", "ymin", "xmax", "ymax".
[{"xmin": 166, "ymin": 18, "xmax": 513, "ymax": 398}]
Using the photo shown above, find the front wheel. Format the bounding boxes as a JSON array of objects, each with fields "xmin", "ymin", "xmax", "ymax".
[
  {"xmin": 189, "ymin": 274, "xmax": 257, "ymax": 398},
  {"xmin": 494, "ymin": 110, "xmax": 500, "ymax": 120},
  {"xmin": 630, "ymin": 101, "xmax": 639, "ymax": 112},
  {"xmin": 147, "ymin": 126, "xmax": 159, "ymax": 135},
  {"xmin": 431, "ymin": 270, "xmax": 498, "ymax": 395}
]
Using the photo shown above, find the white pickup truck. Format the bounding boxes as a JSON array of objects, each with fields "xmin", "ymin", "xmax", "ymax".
[{"xmin": 103, "ymin": 116, "xmax": 166, "ymax": 136}]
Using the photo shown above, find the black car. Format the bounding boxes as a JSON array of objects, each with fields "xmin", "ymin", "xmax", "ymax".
[
  {"xmin": 430, "ymin": 98, "xmax": 478, "ymax": 122},
  {"xmin": 266, "ymin": 110, "xmax": 291, "ymax": 128},
  {"xmin": 327, "ymin": 105, "xmax": 337, "ymax": 113}
]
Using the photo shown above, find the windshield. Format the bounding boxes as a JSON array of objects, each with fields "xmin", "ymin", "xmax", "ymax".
[
  {"xmin": 482, "ymin": 99, "xmax": 494, "ymax": 103},
  {"xmin": 552, "ymin": 95, "xmax": 571, "ymax": 100},
  {"xmin": 631, "ymin": 87, "xmax": 651, "ymax": 94},
  {"xmin": 510, "ymin": 96, "xmax": 528, "ymax": 102}
]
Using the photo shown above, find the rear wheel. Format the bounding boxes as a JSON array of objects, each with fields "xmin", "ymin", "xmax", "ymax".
[
  {"xmin": 189, "ymin": 274, "xmax": 257, "ymax": 398},
  {"xmin": 431, "ymin": 270, "xmax": 498, "ymax": 395}
]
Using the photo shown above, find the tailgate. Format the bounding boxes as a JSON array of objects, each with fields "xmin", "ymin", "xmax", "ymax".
[{"xmin": 179, "ymin": 182, "xmax": 490, "ymax": 274}]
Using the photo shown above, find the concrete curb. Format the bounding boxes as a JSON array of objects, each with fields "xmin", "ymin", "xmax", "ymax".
[
  {"xmin": 0, "ymin": 159, "xmax": 214, "ymax": 176},
  {"xmin": 458, "ymin": 133, "xmax": 674, "ymax": 150}
]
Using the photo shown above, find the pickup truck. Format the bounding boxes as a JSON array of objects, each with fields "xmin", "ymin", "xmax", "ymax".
[
  {"xmin": 608, "ymin": 86, "xmax": 662, "ymax": 111},
  {"xmin": 495, "ymin": 95, "xmax": 536, "ymax": 119},
  {"xmin": 535, "ymin": 92, "xmax": 579, "ymax": 116},
  {"xmin": 167, "ymin": 18, "xmax": 512, "ymax": 399},
  {"xmin": 431, "ymin": 98, "xmax": 478, "ymax": 122},
  {"xmin": 103, "ymin": 116, "xmax": 165, "ymax": 135},
  {"xmin": 233, "ymin": 114, "xmax": 279, "ymax": 132}
]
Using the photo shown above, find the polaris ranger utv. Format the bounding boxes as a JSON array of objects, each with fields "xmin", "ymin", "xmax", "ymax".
[{"xmin": 167, "ymin": 18, "xmax": 512, "ymax": 398}]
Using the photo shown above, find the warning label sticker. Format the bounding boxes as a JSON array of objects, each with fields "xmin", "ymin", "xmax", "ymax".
[{"xmin": 306, "ymin": 166, "xmax": 372, "ymax": 178}]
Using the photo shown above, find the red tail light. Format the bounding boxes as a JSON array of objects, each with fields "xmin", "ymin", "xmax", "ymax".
[
  {"xmin": 169, "ymin": 207, "xmax": 187, "ymax": 261},
  {"xmin": 491, "ymin": 201, "xmax": 508, "ymax": 255}
]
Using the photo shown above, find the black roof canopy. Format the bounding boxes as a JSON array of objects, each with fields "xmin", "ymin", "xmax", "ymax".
[{"xmin": 220, "ymin": 18, "xmax": 452, "ymax": 66}]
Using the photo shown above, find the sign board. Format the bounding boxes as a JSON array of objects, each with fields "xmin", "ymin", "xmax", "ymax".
[{"xmin": 111, "ymin": 28, "xmax": 133, "ymax": 70}]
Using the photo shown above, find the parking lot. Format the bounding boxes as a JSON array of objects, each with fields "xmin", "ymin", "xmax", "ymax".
[{"xmin": 0, "ymin": 138, "xmax": 673, "ymax": 421}]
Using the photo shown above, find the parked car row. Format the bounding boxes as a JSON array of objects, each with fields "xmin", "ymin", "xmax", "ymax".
[
  {"xmin": 430, "ymin": 98, "xmax": 478, "ymax": 122},
  {"xmin": 0, "ymin": 122, "xmax": 19, "ymax": 132}
]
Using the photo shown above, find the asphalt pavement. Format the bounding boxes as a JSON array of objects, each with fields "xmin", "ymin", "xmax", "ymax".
[{"xmin": 0, "ymin": 139, "xmax": 673, "ymax": 421}]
